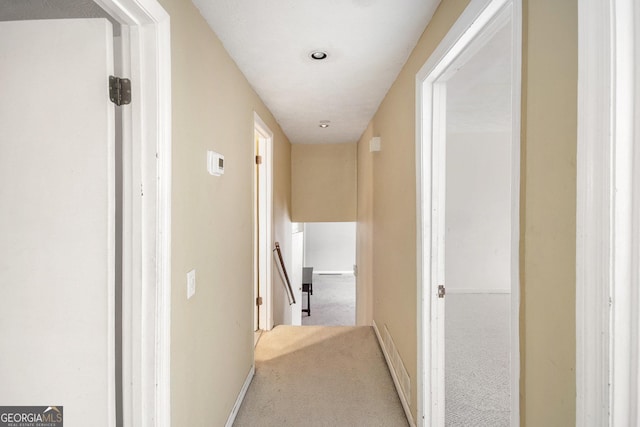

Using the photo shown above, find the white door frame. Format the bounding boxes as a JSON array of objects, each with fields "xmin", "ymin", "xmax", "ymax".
[
  {"xmin": 254, "ymin": 112, "xmax": 274, "ymax": 330},
  {"xmin": 94, "ymin": 0, "xmax": 172, "ymax": 425},
  {"xmin": 576, "ymin": 0, "xmax": 640, "ymax": 424},
  {"xmin": 290, "ymin": 224, "xmax": 304, "ymax": 326},
  {"xmin": 415, "ymin": 0, "xmax": 521, "ymax": 425}
]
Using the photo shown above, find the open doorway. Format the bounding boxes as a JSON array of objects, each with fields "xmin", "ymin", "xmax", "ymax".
[
  {"xmin": 444, "ymin": 18, "xmax": 513, "ymax": 425},
  {"xmin": 300, "ymin": 222, "xmax": 356, "ymax": 326},
  {"xmin": 416, "ymin": 0, "xmax": 521, "ymax": 425}
]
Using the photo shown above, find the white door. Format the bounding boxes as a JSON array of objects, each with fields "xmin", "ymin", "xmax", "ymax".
[
  {"xmin": 0, "ymin": 19, "xmax": 116, "ymax": 426},
  {"xmin": 254, "ymin": 116, "xmax": 274, "ymax": 330},
  {"xmin": 255, "ymin": 131, "xmax": 270, "ymax": 330}
]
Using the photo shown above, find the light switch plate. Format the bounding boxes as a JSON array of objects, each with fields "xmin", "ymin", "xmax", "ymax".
[{"xmin": 187, "ymin": 269, "xmax": 196, "ymax": 299}]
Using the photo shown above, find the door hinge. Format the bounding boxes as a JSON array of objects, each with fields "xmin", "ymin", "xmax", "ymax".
[
  {"xmin": 109, "ymin": 76, "xmax": 131, "ymax": 106},
  {"xmin": 438, "ymin": 285, "xmax": 446, "ymax": 299},
  {"xmin": 255, "ymin": 155, "xmax": 262, "ymax": 165},
  {"xmin": 256, "ymin": 296, "xmax": 263, "ymax": 306}
]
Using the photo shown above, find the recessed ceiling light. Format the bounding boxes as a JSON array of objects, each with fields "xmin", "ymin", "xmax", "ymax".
[
  {"xmin": 310, "ymin": 51, "xmax": 328, "ymax": 60},
  {"xmin": 319, "ymin": 123, "xmax": 329, "ymax": 128}
]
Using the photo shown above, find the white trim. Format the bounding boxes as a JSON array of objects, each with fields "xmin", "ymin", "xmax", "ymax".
[
  {"xmin": 314, "ymin": 271, "xmax": 355, "ymax": 275},
  {"xmin": 610, "ymin": 1, "xmax": 639, "ymax": 423},
  {"xmin": 415, "ymin": 0, "xmax": 521, "ymax": 425},
  {"xmin": 225, "ymin": 365, "xmax": 255, "ymax": 427},
  {"xmin": 154, "ymin": 17, "xmax": 172, "ymax": 427},
  {"xmin": 508, "ymin": 2, "xmax": 522, "ymax": 419},
  {"xmin": 577, "ymin": 0, "xmax": 640, "ymax": 425},
  {"xmin": 372, "ymin": 321, "xmax": 416, "ymax": 427},
  {"xmin": 415, "ymin": 0, "xmax": 508, "ymax": 80},
  {"xmin": 576, "ymin": 0, "xmax": 613, "ymax": 424},
  {"xmin": 254, "ymin": 112, "xmax": 274, "ymax": 330},
  {"xmin": 93, "ymin": 1, "xmax": 172, "ymax": 425}
]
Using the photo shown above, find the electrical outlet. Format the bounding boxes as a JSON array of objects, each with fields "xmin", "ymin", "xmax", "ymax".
[{"xmin": 187, "ymin": 269, "xmax": 196, "ymax": 299}]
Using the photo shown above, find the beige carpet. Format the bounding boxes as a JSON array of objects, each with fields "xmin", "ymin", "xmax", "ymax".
[
  {"xmin": 302, "ymin": 274, "xmax": 355, "ymax": 326},
  {"xmin": 233, "ymin": 326, "xmax": 409, "ymax": 427},
  {"xmin": 446, "ymin": 294, "xmax": 510, "ymax": 426}
]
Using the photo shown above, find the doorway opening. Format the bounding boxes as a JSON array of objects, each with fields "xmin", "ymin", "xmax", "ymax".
[
  {"xmin": 415, "ymin": 0, "xmax": 521, "ymax": 425},
  {"xmin": 444, "ymin": 17, "xmax": 513, "ymax": 426},
  {"xmin": 254, "ymin": 112, "xmax": 274, "ymax": 339},
  {"xmin": 298, "ymin": 222, "xmax": 356, "ymax": 326}
]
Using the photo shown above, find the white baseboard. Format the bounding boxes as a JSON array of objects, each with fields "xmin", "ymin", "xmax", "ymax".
[
  {"xmin": 446, "ymin": 288, "xmax": 510, "ymax": 294},
  {"xmin": 314, "ymin": 270, "xmax": 354, "ymax": 275},
  {"xmin": 372, "ymin": 320, "xmax": 416, "ymax": 427},
  {"xmin": 225, "ymin": 365, "xmax": 255, "ymax": 427}
]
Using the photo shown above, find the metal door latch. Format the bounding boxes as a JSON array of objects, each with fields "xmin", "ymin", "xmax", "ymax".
[{"xmin": 438, "ymin": 285, "xmax": 446, "ymax": 298}]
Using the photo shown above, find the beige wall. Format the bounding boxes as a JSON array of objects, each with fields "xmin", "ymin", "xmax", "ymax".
[
  {"xmin": 521, "ymin": 0, "xmax": 577, "ymax": 424},
  {"xmin": 356, "ymin": 123, "xmax": 375, "ymax": 325},
  {"xmin": 291, "ymin": 143, "xmax": 357, "ymax": 222},
  {"xmin": 158, "ymin": 0, "xmax": 291, "ymax": 424},
  {"xmin": 357, "ymin": 0, "xmax": 577, "ymax": 424},
  {"xmin": 357, "ymin": 0, "xmax": 471, "ymax": 419}
]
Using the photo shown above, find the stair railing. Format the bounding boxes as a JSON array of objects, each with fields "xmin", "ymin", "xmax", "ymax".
[{"xmin": 273, "ymin": 242, "xmax": 296, "ymax": 305}]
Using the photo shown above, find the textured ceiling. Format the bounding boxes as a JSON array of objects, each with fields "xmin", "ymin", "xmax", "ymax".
[
  {"xmin": 192, "ymin": 0, "xmax": 441, "ymax": 144},
  {"xmin": 1, "ymin": 0, "xmax": 508, "ymax": 139},
  {"xmin": 447, "ymin": 21, "xmax": 512, "ymax": 134}
]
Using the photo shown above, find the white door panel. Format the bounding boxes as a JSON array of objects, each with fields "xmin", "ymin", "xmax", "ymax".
[{"xmin": 0, "ymin": 19, "xmax": 115, "ymax": 426}]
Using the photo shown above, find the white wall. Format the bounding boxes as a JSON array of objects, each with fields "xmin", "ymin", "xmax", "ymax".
[
  {"xmin": 304, "ymin": 222, "xmax": 356, "ymax": 273},
  {"xmin": 445, "ymin": 131, "xmax": 512, "ymax": 292}
]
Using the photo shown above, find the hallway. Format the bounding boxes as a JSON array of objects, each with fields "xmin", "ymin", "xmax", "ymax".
[
  {"xmin": 0, "ymin": 0, "xmax": 628, "ymax": 424},
  {"xmin": 233, "ymin": 326, "xmax": 408, "ymax": 426}
]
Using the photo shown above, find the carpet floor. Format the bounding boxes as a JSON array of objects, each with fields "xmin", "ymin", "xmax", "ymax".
[
  {"xmin": 301, "ymin": 274, "xmax": 355, "ymax": 326},
  {"xmin": 233, "ymin": 325, "xmax": 408, "ymax": 427},
  {"xmin": 445, "ymin": 293, "xmax": 511, "ymax": 426}
]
